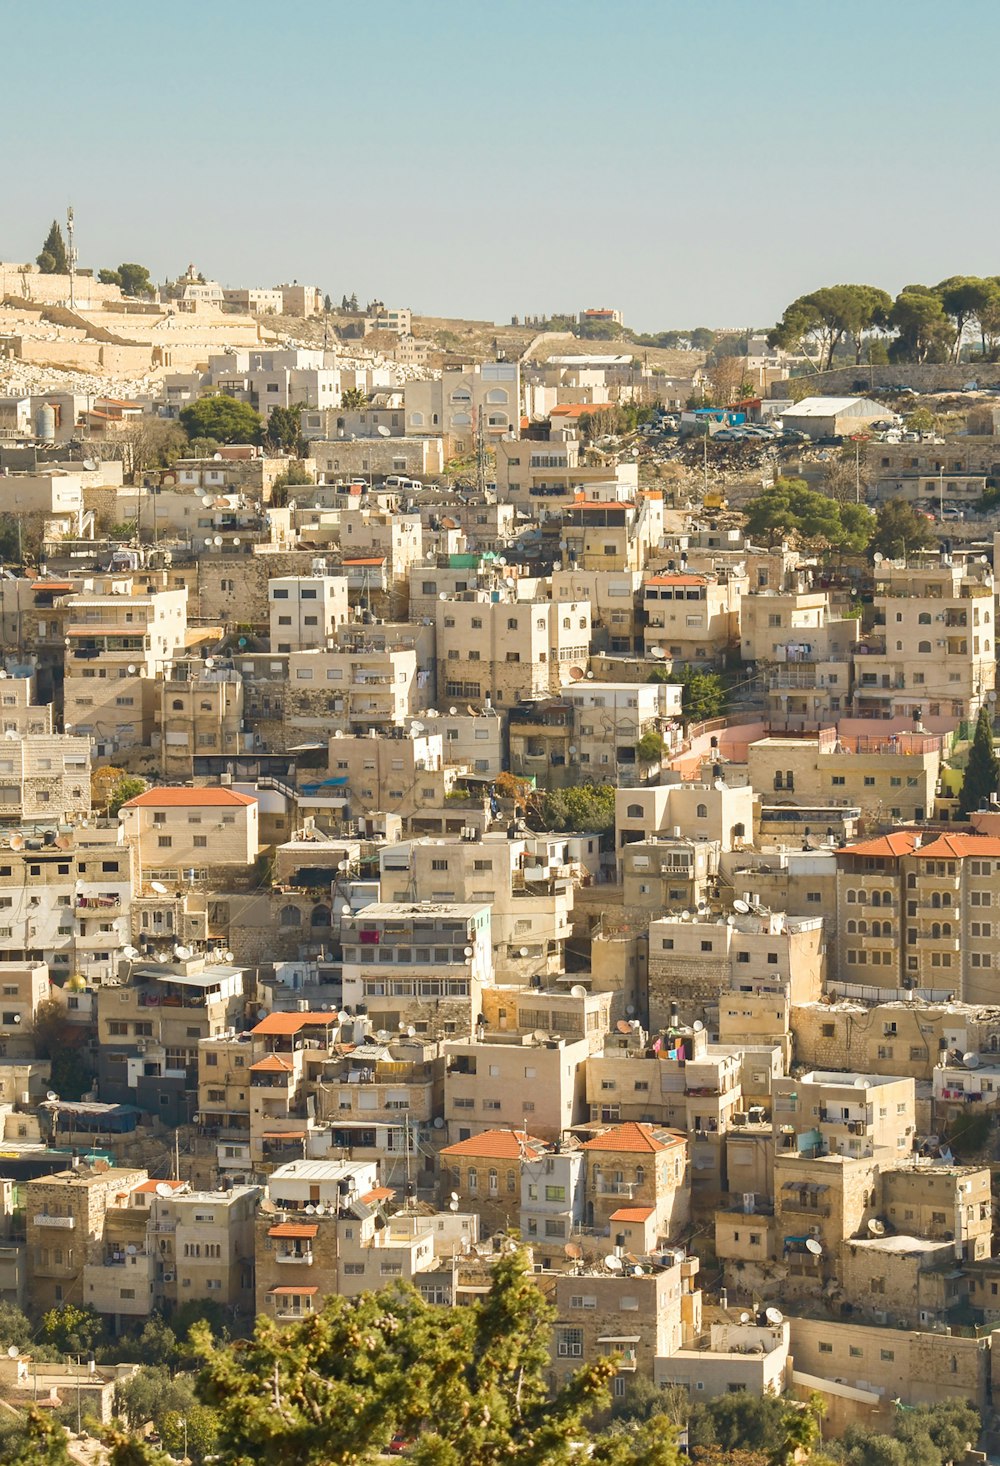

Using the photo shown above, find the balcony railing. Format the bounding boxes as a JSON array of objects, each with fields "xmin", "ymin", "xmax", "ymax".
[
  {"xmin": 275, "ymin": 1251, "xmax": 314, "ymax": 1265},
  {"xmin": 32, "ymin": 1214, "xmax": 75, "ymax": 1229}
]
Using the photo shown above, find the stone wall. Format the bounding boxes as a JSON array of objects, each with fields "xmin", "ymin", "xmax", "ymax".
[{"xmin": 769, "ymin": 364, "xmax": 1000, "ymax": 398}]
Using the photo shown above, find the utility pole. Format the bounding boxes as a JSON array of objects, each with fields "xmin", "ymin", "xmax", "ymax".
[
  {"xmin": 66, "ymin": 206, "xmax": 77, "ymax": 312},
  {"xmin": 475, "ymin": 405, "xmax": 487, "ymax": 497}
]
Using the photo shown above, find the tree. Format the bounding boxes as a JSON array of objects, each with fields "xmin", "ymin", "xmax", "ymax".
[
  {"xmin": 935, "ymin": 276, "xmax": 990, "ymax": 361},
  {"xmin": 7, "ymin": 1409, "xmax": 73, "ymax": 1466},
  {"xmin": 192, "ymin": 1249, "xmax": 681, "ymax": 1466},
  {"xmin": 40, "ymin": 1302, "xmax": 103, "ymax": 1354},
  {"xmin": 743, "ymin": 478, "xmax": 873, "ymax": 552},
  {"xmin": 324, "ymin": 294, "xmax": 333, "ymax": 313},
  {"xmin": 769, "ymin": 285, "xmax": 891, "ymax": 369},
  {"xmin": 532, "ymin": 783, "xmax": 617, "ymax": 834},
  {"xmin": 269, "ymin": 460, "xmax": 314, "ymax": 507},
  {"xmin": 179, "ymin": 396, "xmax": 263, "ymax": 446},
  {"xmin": 904, "ymin": 407, "xmax": 937, "ymax": 435},
  {"xmin": 969, "ymin": 277, "xmax": 1000, "ymax": 359},
  {"xmin": 263, "ymin": 404, "xmax": 303, "ymax": 454},
  {"xmin": 869, "ymin": 499, "xmax": 936, "ymax": 561},
  {"xmin": 675, "ymin": 665, "xmax": 727, "ymax": 722},
  {"xmin": 340, "ymin": 387, "xmax": 368, "ymax": 409},
  {"xmin": 959, "ymin": 706, "xmax": 1000, "ymax": 816},
  {"xmin": 37, "ymin": 220, "xmax": 68, "ymax": 275},
  {"xmin": 99, "ymin": 263, "xmax": 154, "ymax": 298},
  {"xmin": 708, "ymin": 356, "xmax": 747, "ymax": 405},
  {"xmin": 99, "ymin": 419, "xmax": 187, "ymax": 481},
  {"xmin": 348, "ymin": 292, "xmax": 359, "ymax": 312},
  {"xmin": 0, "ymin": 1300, "xmax": 32, "ymax": 1349},
  {"xmin": 889, "ymin": 287, "xmax": 952, "ymax": 363},
  {"xmin": 92, "ymin": 767, "xmax": 147, "ymax": 815},
  {"xmin": 636, "ymin": 729, "xmax": 665, "ymax": 764}
]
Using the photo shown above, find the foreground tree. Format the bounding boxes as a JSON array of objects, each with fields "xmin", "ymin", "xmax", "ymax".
[
  {"xmin": 743, "ymin": 479, "xmax": 873, "ymax": 553},
  {"xmin": 193, "ymin": 1249, "xmax": 682, "ymax": 1466},
  {"xmin": 37, "ymin": 219, "xmax": 68, "ymax": 274},
  {"xmin": 179, "ymin": 395, "xmax": 263, "ymax": 446},
  {"xmin": 959, "ymin": 706, "xmax": 1000, "ymax": 816}
]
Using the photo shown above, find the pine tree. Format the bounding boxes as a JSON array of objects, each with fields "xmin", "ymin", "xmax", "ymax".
[
  {"xmin": 959, "ymin": 706, "xmax": 1000, "ymax": 816},
  {"xmin": 37, "ymin": 219, "xmax": 68, "ymax": 274}
]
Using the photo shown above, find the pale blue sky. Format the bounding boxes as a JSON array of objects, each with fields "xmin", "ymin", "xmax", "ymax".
[{"xmin": 8, "ymin": 0, "xmax": 999, "ymax": 329}]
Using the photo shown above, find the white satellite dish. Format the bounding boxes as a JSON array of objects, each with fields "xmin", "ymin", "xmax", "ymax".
[
  {"xmin": 46, "ymin": 1090, "xmax": 58, "ymax": 1102},
  {"xmin": 570, "ymin": 984, "xmax": 587, "ymax": 999},
  {"xmin": 304, "ymin": 1204, "xmax": 317, "ymax": 1215},
  {"xmin": 604, "ymin": 1254, "xmax": 623, "ymax": 1272},
  {"xmin": 154, "ymin": 1182, "xmax": 174, "ymax": 1198},
  {"xmin": 632, "ymin": 1265, "xmax": 644, "ymax": 1276},
  {"xmin": 7, "ymin": 1345, "xmax": 18, "ymax": 1358},
  {"xmin": 873, "ymin": 551, "xmax": 884, "ymax": 564},
  {"xmin": 449, "ymin": 706, "xmax": 457, "ymax": 716},
  {"xmin": 123, "ymin": 945, "xmax": 138, "ymax": 960},
  {"xmin": 805, "ymin": 1237, "xmax": 823, "ymax": 1255},
  {"xmin": 464, "ymin": 945, "xmax": 474, "ymax": 957},
  {"xmin": 174, "ymin": 945, "xmax": 191, "ymax": 960},
  {"xmin": 201, "ymin": 495, "xmax": 214, "ymax": 507},
  {"xmin": 377, "ymin": 425, "xmax": 391, "ymax": 437},
  {"xmin": 739, "ymin": 1311, "xmax": 750, "ymax": 1323},
  {"xmin": 648, "ymin": 646, "xmax": 666, "ymax": 659},
  {"xmin": 733, "ymin": 898, "xmax": 751, "ymax": 915},
  {"xmin": 213, "ymin": 535, "xmax": 223, "ymax": 546},
  {"xmin": 126, "ymin": 1244, "xmax": 137, "ymax": 1256},
  {"xmin": 150, "ymin": 881, "xmax": 168, "ymax": 894},
  {"xmin": 964, "ymin": 1051, "xmax": 981, "ymax": 1069},
  {"xmin": 692, "ymin": 1020, "xmax": 704, "ymax": 1033},
  {"xmin": 406, "ymin": 1026, "xmax": 416, "ymax": 1038},
  {"xmin": 765, "ymin": 1306, "xmax": 784, "ymax": 1324},
  {"xmin": 450, "ymin": 1192, "xmax": 460, "ymax": 1203},
  {"xmin": 449, "ymin": 1199, "xmax": 458, "ymax": 1211},
  {"xmin": 868, "ymin": 1218, "xmax": 886, "ymax": 1237},
  {"xmin": 154, "ymin": 951, "xmax": 170, "ymax": 964}
]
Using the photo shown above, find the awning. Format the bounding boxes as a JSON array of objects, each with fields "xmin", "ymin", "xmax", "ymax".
[
  {"xmin": 261, "ymin": 1131, "xmax": 307, "ymax": 1140},
  {"xmin": 268, "ymin": 1223, "xmax": 318, "ymax": 1239},
  {"xmin": 597, "ymin": 1335, "xmax": 641, "ymax": 1344},
  {"xmin": 269, "ymin": 1285, "xmax": 319, "ymax": 1296}
]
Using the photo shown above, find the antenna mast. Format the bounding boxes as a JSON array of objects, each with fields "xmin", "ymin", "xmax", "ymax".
[
  {"xmin": 475, "ymin": 404, "xmax": 487, "ymax": 497},
  {"xmin": 66, "ymin": 206, "xmax": 77, "ymax": 312}
]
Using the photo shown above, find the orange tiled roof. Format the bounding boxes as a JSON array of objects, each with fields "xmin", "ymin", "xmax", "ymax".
[
  {"xmin": 441, "ymin": 1129, "xmax": 542, "ymax": 1160},
  {"xmin": 610, "ymin": 1205, "xmax": 656, "ymax": 1222},
  {"xmin": 915, "ymin": 833, "xmax": 1000, "ymax": 858},
  {"xmin": 133, "ymin": 1179, "xmax": 184, "ymax": 1195},
  {"xmin": 840, "ymin": 832, "xmax": 922, "ymax": 858},
  {"xmin": 360, "ymin": 1187, "xmax": 396, "ymax": 1205},
  {"xmin": 645, "ymin": 574, "xmax": 707, "ymax": 587},
  {"xmin": 342, "ymin": 557, "xmax": 386, "ymax": 566},
  {"xmin": 583, "ymin": 1122, "xmax": 678, "ymax": 1154},
  {"xmin": 250, "ymin": 1054, "xmax": 293, "ymax": 1072},
  {"xmin": 251, "ymin": 1012, "xmax": 338, "ymax": 1036},
  {"xmin": 268, "ymin": 1222, "xmax": 318, "ymax": 1239},
  {"xmin": 121, "ymin": 787, "xmax": 256, "ymax": 809}
]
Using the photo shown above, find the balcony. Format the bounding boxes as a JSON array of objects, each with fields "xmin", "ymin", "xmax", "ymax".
[
  {"xmin": 913, "ymin": 934, "xmax": 961, "ymax": 952},
  {"xmin": 596, "ymin": 1181, "xmax": 636, "ymax": 1197},
  {"xmin": 275, "ymin": 1250, "xmax": 314, "ymax": 1265},
  {"xmin": 33, "ymin": 1214, "xmax": 75, "ymax": 1229}
]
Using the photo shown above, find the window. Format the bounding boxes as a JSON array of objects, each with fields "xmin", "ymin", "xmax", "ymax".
[{"xmin": 696, "ymin": 804, "xmax": 708, "ymax": 819}]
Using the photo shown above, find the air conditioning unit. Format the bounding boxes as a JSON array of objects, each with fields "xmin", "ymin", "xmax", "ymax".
[{"xmin": 163, "ymin": 1271, "xmax": 175, "ymax": 1283}]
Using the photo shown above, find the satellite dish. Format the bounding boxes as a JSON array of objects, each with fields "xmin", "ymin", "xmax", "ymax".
[
  {"xmin": 305, "ymin": 1204, "xmax": 317, "ymax": 1215},
  {"xmin": 150, "ymin": 881, "xmax": 168, "ymax": 894},
  {"xmin": 570, "ymin": 984, "xmax": 587, "ymax": 999},
  {"xmin": 406, "ymin": 1026, "xmax": 416, "ymax": 1038},
  {"xmin": 765, "ymin": 1306, "xmax": 784, "ymax": 1324},
  {"xmin": 964, "ymin": 1051, "xmax": 981, "ymax": 1069},
  {"xmin": 464, "ymin": 946, "xmax": 473, "ymax": 957},
  {"xmin": 519, "ymin": 947, "xmax": 529, "ymax": 958},
  {"xmin": 154, "ymin": 951, "xmax": 170, "ymax": 964},
  {"xmin": 633, "ymin": 1265, "xmax": 644, "ymax": 1276},
  {"xmin": 565, "ymin": 1241, "xmax": 582, "ymax": 1259},
  {"xmin": 733, "ymin": 898, "xmax": 751, "ymax": 915},
  {"xmin": 868, "ymin": 1218, "xmax": 886, "ymax": 1237},
  {"xmin": 693, "ymin": 1020, "xmax": 704, "ymax": 1033},
  {"xmin": 377, "ymin": 424, "xmax": 391, "ymax": 437},
  {"xmin": 256, "ymin": 1007, "xmax": 267, "ymax": 1020},
  {"xmin": 123, "ymin": 945, "xmax": 138, "ymax": 959},
  {"xmin": 805, "ymin": 1237, "xmax": 823, "ymax": 1255},
  {"xmin": 201, "ymin": 495, "xmax": 214, "ymax": 507},
  {"xmin": 568, "ymin": 666, "xmax": 585, "ymax": 681},
  {"xmin": 126, "ymin": 1244, "xmax": 137, "ymax": 1256},
  {"xmin": 449, "ymin": 1199, "xmax": 458, "ymax": 1212},
  {"xmin": 873, "ymin": 551, "xmax": 884, "ymax": 564},
  {"xmin": 46, "ymin": 1090, "xmax": 58, "ymax": 1102},
  {"xmin": 433, "ymin": 1116, "xmax": 445, "ymax": 1128},
  {"xmin": 154, "ymin": 1182, "xmax": 174, "ymax": 1198},
  {"xmin": 9, "ymin": 834, "xmax": 23, "ymax": 851},
  {"xmin": 439, "ymin": 592, "xmax": 449, "ymax": 601},
  {"xmin": 532, "ymin": 1029, "xmax": 549, "ymax": 1043},
  {"xmin": 174, "ymin": 945, "xmax": 191, "ymax": 960},
  {"xmin": 7, "ymin": 1345, "xmax": 18, "ymax": 1358},
  {"xmin": 213, "ymin": 535, "xmax": 223, "ymax": 546},
  {"xmin": 450, "ymin": 1192, "xmax": 460, "ymax": 1203},
  {"xmin": 648, "ymin": 646, "xmax": 666, "ymax": 658},
  {"xmin": 739, "ymin": 1311, "xmax": 751, "ymax": 1323},
  {"xmin": 615, "ymin": 1020, "xmax": 631, "ymax": 1034},
  {"xmin": 449, "ymin": 706, "xmax": 457, "ymax": 716},
  {"xmin": 604, "ymin": 1254, "xmax": 623, "ymax": 1272}
]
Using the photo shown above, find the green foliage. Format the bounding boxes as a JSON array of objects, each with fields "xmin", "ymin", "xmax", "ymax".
[
  {"xmin": 675, "ymin": 665, "xmax": 727, "ymax": 722},
  {"xmin": 269, "ymin": 459, "xmax": 314, "ymax": 507},
  {"xmin": 769, "ymin": 284, "xmax": 891, "ymax": 368},
  {"xmin": 889, "ymin": 287, "xmax": 952, "ymax": 364},
  {"xmin": 959, "ymin": 706, "xmax": 1000, "ymax": 816},
  {"xmin": 904, "ymin": 407, "xmax": 937, "ymax": 435},
  {"xmin": 191, "ymin": 1249, "xmax": 677, "ymax": 1466},
  {"xmin": 743, "ymin": 478, "xmax": 874, "ymax": 552},
  {"xmin": 99, "ymin": 263, "xmax": 154, "ymax": 298},
  {"xmin": 179, "ymin": 395, "xmax": 263, "ymax": 446},
  {"xmin": 340, "ymin": 386, "xmax": 368, "ymax": 409},
  {"xmin": 40, "ymin": 1301, "xmax": 103, "ymax": 1354},
  {"xmin": 869, "ymin": 499, "xmax": 936, "ymax": 561},
  {"xmin": 171, "ymin": 1296, "xmax": 231, "ymax": 1343},
  {"xmin": 263, "ymin": 404, "xmax": 303, "ymax": 454},
  {"xmin": 838, "ymin": 1400, "xmax": 979, "ymax": 1466},
  {"xmin": 104, "ymin": 1314, "xmax": 178, "ymax": 1368},
  {"xmin": 324, "ymin": 293, "xmax": 333, "ymax": 313},
  {"xmin": 91, "ymin": 767, "xmax": 148, "ymax": 816},
  {"xmin": 533, "ymin": 782, "xmax": 617, "ymax": 834},
  {"xmin": 0, "ymin": 1300, "xmax": 32, "ymax": 1348},
  {"xmin": 687, "ymin": 1386, "xmax": 793, "ymax": 1453},
  {"xmin": 37, "ymin": 220, "xmax": 68, "ymax": 274},
  {"xmin": 7, "ymin": 1408, "xmax": 73, "ymax": 1466},
  {"xmin": 636, "ymin": 729, "xmax": 665, "ymax": 764},
  {"xmin": 185, "ymin": 435, "xmax": 221, "ymax": 458},
  {"xmin": 115, "ymin": 1366, "xmax": 218, "ymax": 1461}
]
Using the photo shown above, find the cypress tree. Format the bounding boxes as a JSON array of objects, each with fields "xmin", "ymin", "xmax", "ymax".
[
  {"xmin": 959, "ymin": 705, "xmax": 1000, "ymax": 815},
  {"xmin": 37, "ymin": 219, "xmax": 68, "ymax": 274}
]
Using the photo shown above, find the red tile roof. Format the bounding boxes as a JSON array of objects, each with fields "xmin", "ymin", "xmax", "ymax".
[
  {"xmin": 570, "ymin": 498, "xmax": 635, "ymax": 509},
  {"xmin": 583, "ymin": 1122, "xmax": 680, "ymax": 1154},
  {"xmin": 121, "ymin": 787, "xmax": 256, "ymax": 809},
  {"xmin": 251, "ymin": 1012, "xmax": 338, "ymax": 1036},
  {"xmin": 133, "ymin": 1179, "xmax": 185, "ymax": 1195},
  {"xmin": 840, "ymin": 831, "xmax": 919, "ymax": 857},
  {"xmin": 269, "ymin": 1285, "xmax": 319, "ymax": 1295},
  {"xmin": 915, "ymin": 833, "xmax": 1000, "ymax": 858},
  {"xmin": 441, "ymin": 1129, "xmax": 543, "ymax": 1160},
  {"xmin": 342, "ymin": 557, "xmax": 386, "ymax": 566},
  {"xmin": 360, "ymin": 1187, "xmax": 396, "ymax": 1205},
  {"xmin": 268, "ymin": 1223, "xmax": 318, "ymax": 1239},
  {"xmin": 250, "ymin": 1054, "xmax": 293, "ymax": 1073},
  {"xmin": 610, "ymin": 1205, "xmax": 656, "ymax": 1222}
]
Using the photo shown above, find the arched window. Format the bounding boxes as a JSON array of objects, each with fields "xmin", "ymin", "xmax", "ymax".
[
  {"xmin": 627, "ymin": 804, "xmax": 643, "ymax": 818},
  {"xmin": 635, "ymin": 1165, "xmax": 645, "ymax": 1187},
  {"xmin": 858, "ymin": 920, "xmax": 868, "ymax": 935},
  {"xmin": 918, "ymin": 640, "xmax": 932, "ymax": 653},
  {"xmin": 871, "ymin": 891, "xmax": 882, "ymax": 907},
  {"xmin": 906, "ymin": 873, "xmax": 917, "ymax": 889},
  {"xmin": 846, "ymin": 889, "xmax": 856, "ymax": 903},
  {"xmin": 310, "ymin": 905, "xmax": 331, "ymax": 927},
  {"xmin": 882, "ymin": 890, "xmax": 893, "ymax": 906},
  {"xmin": 451, "ymin": 411, "xmax": 472, "ymax": 426},
  {"xmin": 279, "ymin": 905, "xmax": 301, "ymax": 927},
  {"xmin": 172, "ymin": 699, "xmax": 184, "ymax": 710},
  {"xmin": 857, "ymin": 890, "xmax": 868, "ymax": 905},
  {"xmin": 410, "ymin": 411, "xmax": 424, "ymax": 426},
  {"xmin": 847, "ymin": 919, "xmax": 857, "ymax": 933},
  {"xmin": 506, "ymin": 1169, "xmax": 516, "ymax": 1193},
  {"xmin": 488, "ymin": 1168, "xmax": 499, "ymax": 1196},
  {"xmin": 486, "ymin": 388, "xmax": 509, "ymax": 404},
  {"xmin": 918, "ymin": 612, "xmax": 932, "ymax": 625},
  {"xmin": 468, "ymin": 1168, "xmax": 477, "ymax": 1193},
  {"xmin": 696, "ymin": 803, "xmax": 708, "ymax": 818}
]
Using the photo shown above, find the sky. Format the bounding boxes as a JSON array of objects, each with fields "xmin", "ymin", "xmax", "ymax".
[{"xmin": 8, "ymin": 0, "xmax": 1000, "ymax": 331}]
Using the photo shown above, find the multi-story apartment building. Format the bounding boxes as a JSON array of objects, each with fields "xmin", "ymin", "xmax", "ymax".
[
  {"xmin": 405, "ymin": 363, "xmax": 520, "ymax": 455},
  {"xmin": 0, "ymin": 822, "xmax": 133, "ymax": 984},
  {"xmin": 60, "ymin": 574, "xmax": 188, "ymax": 755},
  {"xmin": 509, "ymin": 682, "xmax": 682, "ymax": 790},
  {"xmin": 268, "ymin": 575, "xmax": 350, "ymax": 652},
  {"xmin": 440, "ymin": 1129, "xmax": 544, "ymax": 1235},
  {"xmin": 615, "ymin": 781, "xmax": 754, "ymax": 858},
  {"xmin": 158, "ymin": 660, "xmax": 244, "ymax": 779},
  {"xmin": 854, "ymin": 556, "xmax": 995, "ymax": 724},
  {"xmin": 740, "ymin": 588, "xmax": 860, "ymax": 724},
  {"xmin": 0, "ymin": 733, "xmax": 91, "ymax": 825},
  {"xmin": 340, "ymin": 901, "xmax": 493, "ymax": 1038},
  {"xmin": 642, "ymin": 570, "xmax": 744, "ymax": 667},
  {"xmin": 550, "ymin": 567, "xmax": 644, "ymax": 654},
  {"xmin": 434, "ymin": 592, "xmax": 592, "ymax": 707},
  {"xmin": 285, "ymin": 646, "xmax": 422, "ymax": 737},
  {"xmin": 520, "ymin": 1147, "xmax": 586, "ymax": 1261},
  {"xmin": 25, "ymin": 1164, "xmax": 148, "ymax": 1312},
  {"xmin": 153, "ymin": 1184, "xmax": 259, "ymax": 1318},
  {"xmin": 494, "ymin": 437, "xmax": 638, "ymax": 511},
  {"xmin": 559, "ymin": 492, "xmax": 665, "ymax": 573},
  {"xmin": 620, "ymin": 835, "xmax": 720, "ymax": 912},
  {"xmin": 836, "ymin": 831, "xmax": 1000, "ymax": 998},
  {"xmin": 580, "ymin": 1121, "xmax": 690, "ymax": 1240},
  {"xmin": 443, "ymin": 1032, "xmax": 590, "ymax": 1143},
  {"xmin": 0, "ymin": 961, "xmax": 53, "ymax": 1059},
  {"xmin": 119, "ymin": 787, "xmax": 258, "ymax": 883},
  {"xmin": 747, "ymin": 728, "xmax": 941, "ymax": 827}
]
